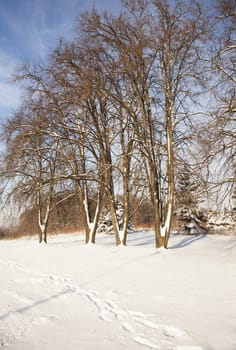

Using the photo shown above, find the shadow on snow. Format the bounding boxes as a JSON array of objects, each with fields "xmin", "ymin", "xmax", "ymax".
[
  {"xmin": 169, "ymin": 233, "xmax": 206, "ymax": 249},
  {"xmin": 0, "ymin": 289, "xmax": 72, "ymax": 321}
]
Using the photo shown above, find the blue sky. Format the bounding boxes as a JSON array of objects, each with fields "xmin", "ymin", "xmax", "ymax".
[
  {"xmin": 0, "ymin": 0, "xmax": 215, "ymax": 121},
  {"xmin": 0, "ymin": 0, "xmax": 121, "ymax": 120}
]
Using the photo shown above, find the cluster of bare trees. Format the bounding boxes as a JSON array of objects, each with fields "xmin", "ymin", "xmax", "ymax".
[
  {"xmin": 0, "ymin": 0, "xmax": 235, "ymax": 247},
  {"xmin": 198, "ymin": 0, "xmax": 236, "ymax": 208}
]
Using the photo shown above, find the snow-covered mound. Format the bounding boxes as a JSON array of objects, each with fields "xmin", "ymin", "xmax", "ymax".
[
  {"xmin": 175, "ymin": 208, "xmax": 235, "ymax": 234},
  {"xmin": 0, "ymin": 231, "xmax": 236, "ymax": 350},
  {"xmin": 207, "ymin": 211, "xmax": 236, "ymax": 231}
]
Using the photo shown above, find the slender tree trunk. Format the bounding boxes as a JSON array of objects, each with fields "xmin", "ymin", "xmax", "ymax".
[
  {"xmin": 80, "ymin": 180, "xmax": 104, "ymax": 244},
  {"xmin": 81, "ymin": 185, "xmax": 92, "ymax": 244},
  {"xmin": 37, "ymin": 189, "xmax": 50, "ymax": 244},
  {"xmin": 39, "ymin": 230, "xmax": 43, "ymax": 244},
  {"xmin": 121, "ymin": 139, "xmax": 133, "ymax": 246},
  {"xmin": 110, "ymin": 198, "xmax": 121, "ymax": 246},
  {"xmin": 87, "ymin": 190, "xmax": 103, "ymax": 244},
  {"xmin": 38, "ymin": 214, "xmax": 49, "ymax": 244},
  {"xmin": 153, "ymin": 186, "xmax": 164, "ymax": 248},
  {"xmin": 121, "ymin": 210, "xmax": 129, "ymax": 246},
  {"xmin": 161, "ymin": 107, "xmax": 175, "ymax": 248}
]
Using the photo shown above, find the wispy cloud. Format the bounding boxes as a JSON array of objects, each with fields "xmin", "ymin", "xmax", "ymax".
[
  {"xmin": 0, "ymin": 0, "xmax": 122, "ymax": 120},
  {"xmin": 0, "ymin": 53, "xmax": 21, "ymax": 119},
  {"xmin": 0, "ymin": 0, "xmax": 78, "ymax": 62},
  {"xmin": 0, "ymin": 0, "xmax": 80, "ymax": 119}
]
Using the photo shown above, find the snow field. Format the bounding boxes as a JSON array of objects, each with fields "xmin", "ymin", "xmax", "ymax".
[{"xmin": 0, "ymin": 231, "xmax": 236, "ymax": 350}]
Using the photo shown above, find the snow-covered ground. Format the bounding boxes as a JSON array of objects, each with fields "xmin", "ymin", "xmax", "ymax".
[{"xmin": 0, "ymin": 231, "xmax": 235, "ymax": 350}]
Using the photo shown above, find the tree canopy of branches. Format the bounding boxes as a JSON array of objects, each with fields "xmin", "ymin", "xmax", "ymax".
[
  {"xmin": 0, "ymin": 0, "xmax": 225, "ymax": 247},
  {"xmin": 196, "ymin": 0, "xmax": 236, "ymax": 209}
]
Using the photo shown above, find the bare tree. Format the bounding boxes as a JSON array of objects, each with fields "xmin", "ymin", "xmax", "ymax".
[
  {"xmin": 198, "ymin": 0, "xmax": 236, "ymax": 209},
  {"xmin": 1, "ymin": 100, "xmax": 63, "ymax": 243}
]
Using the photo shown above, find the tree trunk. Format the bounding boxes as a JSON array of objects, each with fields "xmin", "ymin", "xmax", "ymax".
[
  {"xmin": 153, "ymin": 193, "xmax": 164, "ymax": 248},
  {"xmin": 38, "ymin": 222, "xmax": 48, "ymax": 244},
  {"xmin": 39, "ymin": 231, "xmax": 43, "ymax": 244},
  {"xmin": 110, "ymin": 195, "xmax": 122, "ymax": 246},
  {"xmin": 160, "ymin": 105, "xmax": 175, "ymax": 249},
  {"xmin": 37, "ymin": 199, "xmax": 50, "ymax": 244},
  {"xmin": 87, "ymin": 196, "xmax": 103, "ymax": 244},
  {"xmin": 80, "ymin": 180, "xmax": 103, "ymax": 244}
]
